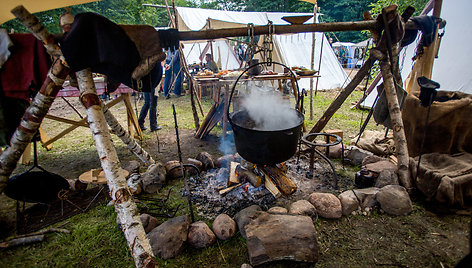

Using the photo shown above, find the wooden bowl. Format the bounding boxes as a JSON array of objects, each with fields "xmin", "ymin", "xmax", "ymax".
[
  {"xmin": 296, "ymin": 70, "xmax": 318, "ymax": 76},
  {"xmin": 281, "ymin": 15, "xmax": 313, "ymax": 25}
]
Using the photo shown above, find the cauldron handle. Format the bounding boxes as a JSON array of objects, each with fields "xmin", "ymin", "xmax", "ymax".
[{"xmin": 227, "ymin": 61, "xmax": 302, "ymax": 123}]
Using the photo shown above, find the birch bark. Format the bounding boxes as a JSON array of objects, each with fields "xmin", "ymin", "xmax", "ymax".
[{"xmin": 77, "ymin": 69, "xmax": 156, "ymax": 267}]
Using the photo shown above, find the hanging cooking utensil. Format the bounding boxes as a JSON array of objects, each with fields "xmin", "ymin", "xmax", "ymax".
[
  {"xmin": 4, "ymin": 135, "xmax": 69, "ymax": 203},
  {"xmin": 227, "ymin": 61, "xmax": 305, "ymax": 165}
]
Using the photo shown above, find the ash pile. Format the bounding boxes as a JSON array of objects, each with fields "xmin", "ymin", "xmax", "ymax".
[{"xmin": 182, "ymin": 151, "xmax": 337, "ymax": 219}]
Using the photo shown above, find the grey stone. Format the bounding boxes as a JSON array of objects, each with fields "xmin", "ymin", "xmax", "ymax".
[
  {"xmin": 188, "ymin": 221, "xmax": 216, "ymax": 248},
  {"xmin": 215, "ymin": 155, "xmax": 234, "ymax": 168},
  {"xmin": 212, "ymin": 213, "xmax": 237, "ymax": 240},
  {"xmin": 245, "ymin": 211, "xmax": 319, "ymax": 266},
  {"xmin": 364, "ymin": 160, "xmax": 397, "ymax": 174},
  {"xmin": 288, "ymin": 200, "xmax": 316, "ymax": 217},
  {"xmin": 339, "ymin": 188, "xmax": 380, "ymax": 214},
  {"xmin": 355, "ymin": 187, "xmax": 380, "ymax": 209},
  {"xmin": 241, "ymin": 264, "xmax": 252, "ymax": 268},
  {"xmin": 127, "ymin": 173, "xmax": 142, "ymax": 195},
  {"xmin": 345, "ymin": 146, "xmax": 373, "ymax": 166},
  {"xmin": 140, "ymin": 213, "xmax": 159, "ymax": 233},
  {"xmin": 338, "ymin": 190, "xmax": 359, "ymax": 216},
  {"xmin": 234, "ymin": 205, "xmax": 262, "ymax": 239},
  {"xmin": 267, "ymin": 206, "xmax": 288, "ymax": 214},
  {"xmin": 196, "ymin": 152, "xmax": 215, "ymax": 171},
  {"xmin": 141, "ymin": 163, "xmax": 166, "ymax": 193},
  {"xmin": 375, "ymin": 169, "xmax": 399, "ymax": 188},
  {"xmin": 376, "ymin": 185, "xmax": 412, "ymax": 216},
  {"xmin": 122, "ymin": 160, "xmax": 141, "ymax": 174},
  {"xmin": 308, "ymin": 192, "xmax": 342, "ymax": 219},
  {"xmin": 147, "ymin": 215, "xmax": 190, "ymax": 259},
  {"xmin": 328, "ymin": 143, "xmax": 344, "ymax": 159}
]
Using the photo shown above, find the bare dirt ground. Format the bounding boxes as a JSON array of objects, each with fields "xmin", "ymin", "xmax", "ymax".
[{"xmin": 1, "ymin": 95, "xmax": 470, "ymax": 267}]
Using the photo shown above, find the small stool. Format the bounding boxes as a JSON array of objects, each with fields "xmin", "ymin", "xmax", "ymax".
[{"xmin": 301, "ymin": 133, "xmax": 343, "ymax": 189}]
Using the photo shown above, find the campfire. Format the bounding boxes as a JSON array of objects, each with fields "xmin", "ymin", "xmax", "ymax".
[{"xmin": 186, "ymin": 152, "xmax": 338, "ymax": 218}]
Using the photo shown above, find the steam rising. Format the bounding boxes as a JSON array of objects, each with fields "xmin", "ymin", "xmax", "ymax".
[{"xmin": 240, "ymin": 88, "xmax": 300, "ymax": 131}]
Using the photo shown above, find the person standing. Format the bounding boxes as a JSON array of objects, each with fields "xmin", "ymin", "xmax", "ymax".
[
  {"xmin": 163, "ymin": 48, "xmax": 183, "ymax": 99},
  {"xmin": 138, "ymin": 64, "xmax": 163, "ymax": 132}
]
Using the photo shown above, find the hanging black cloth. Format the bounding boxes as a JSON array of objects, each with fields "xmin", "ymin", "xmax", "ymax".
[
  {"xmin": 59, "ymin": 12, "xmax": 160, "ymax": 92},
  {"xmin": 401, "ymin": 15, "xmax": 438, "ymax": 47}
]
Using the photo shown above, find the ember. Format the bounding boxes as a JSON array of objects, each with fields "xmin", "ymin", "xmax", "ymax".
[{"xmin": 185, "ymin": 154, "xmax": 340, "ymax": 218}]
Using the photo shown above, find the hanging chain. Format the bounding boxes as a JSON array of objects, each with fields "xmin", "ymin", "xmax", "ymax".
[
  {"xmin": 263, "ymin": 21, "xmax": 274, "ymax": 66},
  {"xmin": 247, "ymin": 23, "xmax": 255, "ymax": 61}
]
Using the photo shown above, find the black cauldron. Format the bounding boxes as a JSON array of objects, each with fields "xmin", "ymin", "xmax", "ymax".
[{"xmin": 227, "ymin": 61, "xmax": 304, "ymax": 165}]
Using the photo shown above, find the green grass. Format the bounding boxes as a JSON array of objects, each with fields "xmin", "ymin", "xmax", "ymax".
[{"xmin": 1, "ymin": 89, "xmax": 469, "ymax": 267}]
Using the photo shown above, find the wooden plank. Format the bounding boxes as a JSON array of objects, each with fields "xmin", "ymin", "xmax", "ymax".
[
  {"xmin": 264, "ymin": 176, "xmax": 282, "ymax": 198},
  {"xmin": 122, "ymin": 93, "xmax": 142, "ymax": 140},
  {"xmin": 43, "ymin": 95, "xmax": 124, "ymax": 147},
  {"xmin": 38, "ymin": 127, "xmax": 52, "ymax": 151},
  {"xmin": 44, "ymin": 114, "xmax": 89, "ymax": 127},
  {"xmin": 228, "ymin": 161, "xmax": 240, "ymax": 186},
  {"xmin": 219, "ymin": 182, "xmax": 243, "ymax": 195}
]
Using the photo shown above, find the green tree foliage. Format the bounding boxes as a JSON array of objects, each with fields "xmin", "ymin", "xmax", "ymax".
[
  {"xmin": 1, "ymin": 0, "xmax": 194, "ymax": 33},
  {"xmin": 369, "ymin": 0, "xmax": 430, "ymax": 18}
]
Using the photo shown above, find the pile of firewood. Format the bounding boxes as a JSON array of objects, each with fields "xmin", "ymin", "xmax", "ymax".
[{"xmin": 218, "ymin": 160, "xmax": 297, "ymax": 198}]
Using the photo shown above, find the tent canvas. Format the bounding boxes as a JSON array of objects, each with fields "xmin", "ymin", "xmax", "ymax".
[
  {"xmin": 176, "ymin": 6, "xmax": 349, "ymax": 90},
  {"xmin": 182, "ymin": 40, "xmax": 241, "ymax": 70},
  {"xmin": 361, "ymin": 0, "xmax": 472, "ymax": 108}
]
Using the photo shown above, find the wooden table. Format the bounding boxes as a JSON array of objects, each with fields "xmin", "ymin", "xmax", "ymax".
[{"xmin": 40, "ymin": 78, "xmax": 142, "ymax": 149}]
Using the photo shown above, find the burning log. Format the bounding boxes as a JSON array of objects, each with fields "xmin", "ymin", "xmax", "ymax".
[
  {"xmin": 235, "ymin": 165, "xmax": 262, "ymax": 188},
  {"xmin": 219, "ymin": 182, "xmax": 244, "ymax": 196},
  {"xmin": 259, "ymin": 165, "xmax": 297, "ymax": 196},
  {"xmin": 228, "ymin": 161, "xmax": 240, "ymax": 186},
  {"xmin": 264, "ymin": 177, "xmax": 282, "ymax": 198}
]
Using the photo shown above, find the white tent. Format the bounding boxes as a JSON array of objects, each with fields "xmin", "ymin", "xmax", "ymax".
[
  {"xmin": 362, "ymin": 0, "xmax": 472, "ymax": 108},
  {"xmin": 176, "ymin": 6, "xmax": 349, "ymax": 90},
  {"xmin": 182, "ymin": 40, "xmax": 241, "ymax": 70}
]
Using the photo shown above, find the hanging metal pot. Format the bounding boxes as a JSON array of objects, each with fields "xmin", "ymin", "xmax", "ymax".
[
  {"xmin": 227, "ymin": 61, "xmax": 304, "ymax": 165},
  {"xmin": 4, "ymin": 140, "xmax": 69, "ymax": 203}
]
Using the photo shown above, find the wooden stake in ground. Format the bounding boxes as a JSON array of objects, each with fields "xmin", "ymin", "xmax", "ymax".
[{"xmin": 76, "ymin": 69, "xmax": 156, "ymax": 268}]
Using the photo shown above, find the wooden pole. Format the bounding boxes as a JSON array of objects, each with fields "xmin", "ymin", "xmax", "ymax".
[
  {"xmin": 178, "ymin": 20, "xmax": 421, "ymax": 42},
  {"xmin": 102, "ymin": 103, "xmax": 156, "ymax": 166},
  {"xmin": 308, "ymin": 56, "xmax": 374, "ymax": 135},
  {"xmin": 309, "ymin": 4, "xmax": 317, "ymax": 120},
  {"xmin": 0, "ymin": 6, "xmax": 69, "ymax": 193},
  {"xmin": 76, "ymin": 69, "xmax": 156, "ymax": 268},
  {"xmin": 375, "ymin": 49, "xmax": 411, "ymax": 191}
]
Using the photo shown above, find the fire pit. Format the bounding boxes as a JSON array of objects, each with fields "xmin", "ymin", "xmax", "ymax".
[{"xmin": 186, "ymin": 155, "xmax": 341, "ymax": 218}]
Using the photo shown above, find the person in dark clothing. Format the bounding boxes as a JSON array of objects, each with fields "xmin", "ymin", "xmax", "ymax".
[
  {"xmin": 138, "ymin": 65, "xmax": 163, "ymax": 132},
  {"xmin": 163, "ymin": 48, "xmax": 183, "ymax": 98}
]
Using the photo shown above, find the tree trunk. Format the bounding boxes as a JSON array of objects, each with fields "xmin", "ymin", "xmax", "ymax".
[
  {"xmin": 378, "ymin": 56, "xmax": 412, "ymax": 191},
  {"xmin": 102, "ymin": 104, "xmax": 155, "ymax": 165},
  {"xmin": 0, "ymin": 6, "xmax": 70, "ymax": 193},
  {"xmin": 76, "ymin": 69, "xmax": 156, "ymax": 268},
  {"xmin": 308, "ymin": 56, "xmax": 374, "ymax": 136},
  {"xmin": 0, "ymin": 59, "xmax": 68, "ymax": 192}
]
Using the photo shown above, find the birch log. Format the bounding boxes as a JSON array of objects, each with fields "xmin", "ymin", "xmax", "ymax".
[
  {"xmin": 102, "ymin": 104, "xmax": 155, "ymax": 165},
  {"xmin": 76, "ymin": 69, "xmax": 156, "ymax": 267},
  {"xmin": 376, "ymin": 52, "xmax": 412, "ymax": 191}
]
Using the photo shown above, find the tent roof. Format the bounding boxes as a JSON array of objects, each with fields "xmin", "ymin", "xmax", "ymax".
[
  {"xmin": 176, "ymin": 6, "xmax": 314, "ymax": 31},
  {"xmin": 1, "ymin": 0, "xmax": 99, "ymax": 25},
  {"xmin": 176, "ymin": 6, "xmax": 348, "ymax": 90}
]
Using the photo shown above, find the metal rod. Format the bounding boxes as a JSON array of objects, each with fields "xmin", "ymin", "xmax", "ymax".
[{"xmin": 172, "ymin": 104, "xmax": 194, "ymax": 222}]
